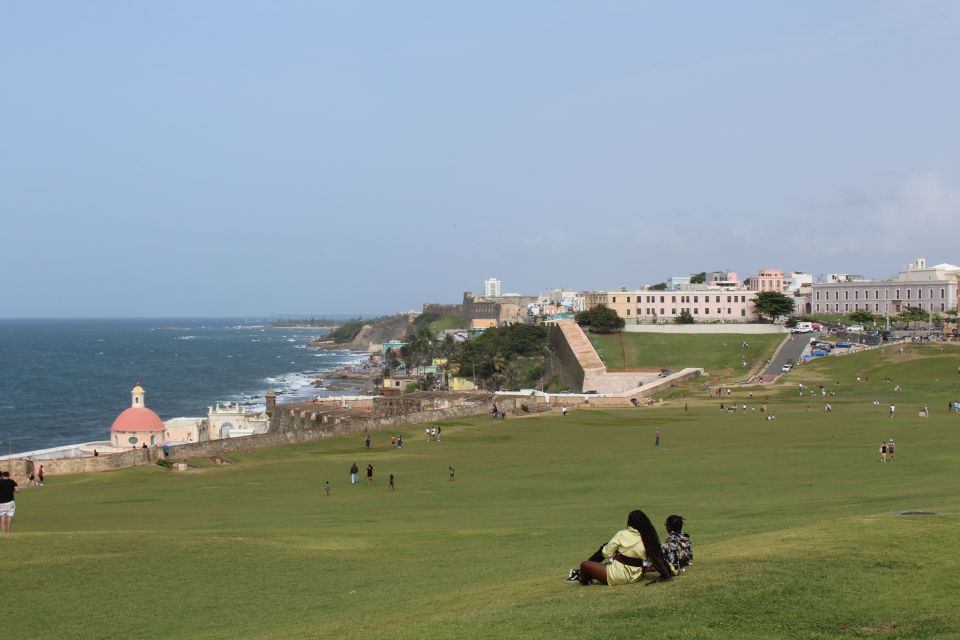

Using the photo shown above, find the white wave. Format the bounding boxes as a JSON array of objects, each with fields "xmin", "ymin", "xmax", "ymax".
[{"xmin": 175, "ymin": 335, "xmax": 198, "ymax": 341}]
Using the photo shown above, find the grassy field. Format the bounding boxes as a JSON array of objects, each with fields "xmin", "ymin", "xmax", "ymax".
[
  {"xmin": 5, "ymin": 344, "xmax": 960, "ymax": 639},
  {"xmin": 588, "ymin": 332, "xmax": 783, "ymax": 377}
]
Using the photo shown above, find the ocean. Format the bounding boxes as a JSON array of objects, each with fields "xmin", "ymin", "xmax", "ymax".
[{"xmin": 0, "ymin": 319, "xmax": 368, "ymax": 454}]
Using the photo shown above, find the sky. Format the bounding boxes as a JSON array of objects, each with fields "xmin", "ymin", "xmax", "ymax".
[{"xmin": 2, "ymin": 1, "xmax": 959, "ymax": 317}]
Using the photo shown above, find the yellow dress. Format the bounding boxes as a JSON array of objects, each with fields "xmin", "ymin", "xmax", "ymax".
[{"xmin": 602, "ymin": 526, "xmax": 648, "ymax": 585}]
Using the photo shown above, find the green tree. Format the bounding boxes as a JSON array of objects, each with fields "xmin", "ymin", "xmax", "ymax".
[
  {"xmin": 648, "ymin": 282, "xmax": 668, "ymax": 291},
  {"xmin": 753, "ymin": 291, "xmax": 795, "ymax": 322},
  {"xmin": 689, "ymin": 272, "xmax": 707, "ymax": 284},
  {"xmin": 674, "ymin": 309, "xmax": 695, "ymax": 324},
  {"xmin": 575, "ymin": 304, "xmax": 625, "ymax": 333},
  {"xmin": 849, "ymin": 310, "xmax": 876, "ymax": 325},
  {"xmin": 898, "ymin": 305, "xmax": 928, "ymax": 323}
]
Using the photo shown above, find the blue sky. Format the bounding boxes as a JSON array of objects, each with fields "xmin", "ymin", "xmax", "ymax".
[{"xmin": 2, "ymin": 1, "xmax": 959, "ymax": 317}]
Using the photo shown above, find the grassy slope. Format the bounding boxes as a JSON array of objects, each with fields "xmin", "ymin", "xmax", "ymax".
[
  {"xmin": 589, "ymin": 332, "xmax": 783, "ymax": 376},
  {"xmin": 4, "ymin": 344, "xmax": 960, "ymax": 639}
]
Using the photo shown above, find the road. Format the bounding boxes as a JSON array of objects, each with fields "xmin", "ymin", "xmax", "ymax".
[{"xmin": 761, "ymin": 332, "xmax": 819, "ymax": 381}]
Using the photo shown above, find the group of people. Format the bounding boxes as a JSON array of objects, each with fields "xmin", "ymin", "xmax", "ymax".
[
  {"xmin": 424, "ymin": 426, "xmax": 441, "ymax": 442},
  {"xmin": 566, "ymin": 511, "xmax": 693, "ymax": 586},
  {"xmin": 879, "ymin": 438, "xmax": 896, "ymax": 463}
]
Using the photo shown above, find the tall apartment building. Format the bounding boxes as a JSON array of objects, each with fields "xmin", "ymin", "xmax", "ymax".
[
  {"xmin": 484, "ymin": 277, "xmax": 502, "ymax": 297},
  {"xmin": 811, "ymin": 259, "xmax": 960, "ymax": 316}
]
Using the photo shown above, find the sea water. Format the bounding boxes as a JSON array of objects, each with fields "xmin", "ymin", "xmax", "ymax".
[{"xmin": 0, "ymin": 319, "xmax": 367, "ymax": 453}]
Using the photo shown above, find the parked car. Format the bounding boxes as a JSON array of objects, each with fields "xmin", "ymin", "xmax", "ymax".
[
  {"xmin": 811, "ymin": 349, "xmax": 829, "ymax": 357},
  {"xmin": 792, "ymin": 321, "xmax": 814, "ymax": 333},
  {"xmin": 781, "ymin": 363, "xmax": 793, "ymax": 372},
  {"xmin": 847, "ymin": 325, "xmax": 864, "ymax": 332},
  {"xmin": 812, "ymin": 341, "xmax": 833, "ymax": 351},
  {"xmin": 835, "ymin": 342, "xmax": 852, "ymax": 348}
]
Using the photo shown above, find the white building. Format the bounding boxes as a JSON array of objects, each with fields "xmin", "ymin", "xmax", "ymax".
[
  {"xmin": 483, "ymin": 277, "xmax": 502, "ymax": 297},
  {"xmin": 784, "ymin": 272, "xmax": 813, "ymax": 293},
  {"xmin": 163, "ymin": 417, "xmax": 208, "ymax": 444},
  {"xmin": 207, "ymin": 403, "xmax": 270, "ymax": 439},
  {"xmin": 811, "ymin": 259, "xmax": 960, "ymax": 317}
]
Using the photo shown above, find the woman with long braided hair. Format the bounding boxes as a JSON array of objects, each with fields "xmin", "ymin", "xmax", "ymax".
[{"xmin": 569, "ymin": 510, "xmax": 673, "ymax": 586}]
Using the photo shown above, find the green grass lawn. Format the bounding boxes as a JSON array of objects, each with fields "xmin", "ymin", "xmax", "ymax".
[
  {"xmin": 428, "ymin": 314, "xmax": 468, "ymax": 331},
  {"xmin": 589, "ymin": 332, "xmax": 783, "ymax": 378},
  {"xmin": 5, "ymin": 344, "xmax": 960, "ymax": 639}
]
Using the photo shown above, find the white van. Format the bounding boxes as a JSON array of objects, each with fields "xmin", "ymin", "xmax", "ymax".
[
  {"xmin": 792, "ymin": 321, "xmax": 814, "ymax": 333},
  {"xmin": 847, "ymin": 325, "xmax": 864, "ymax": 332}
]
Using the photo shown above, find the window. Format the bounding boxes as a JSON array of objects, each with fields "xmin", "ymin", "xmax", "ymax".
[
  {"xmin": 816, "ymin": 304, "xmax": 821, "ymax": 312},
  {"xmin": 941, "ymin": 288, "xmax": 945, "ymax": 298},
  {"xmin": 896, "ymin": 289, "xmax": 900, "ymax": 299},
  {"xmin": 128, "ymin": 436, "xmax": 138, "ymax": 445},
  {"xmin": 660, "ymin": 296, "xmax": 665, "ymax": 303},
  {"xmin": 906, "ymin": 289, "xmax": 911, "ymax": 299},
  {"xmin": 660, "ymin": 308, "xmax": 665, "ymax": 315},
  {"xmin": 835, "ymin": 291, "xmax": 840, "ymax": 300},
  {"xmin": 150, "ymin": 435, "xmax": 155, "ymax": 445},
  {"xmin": 844, "ymin": 291, "xmax": 849, "ymax": 300},
  {"xmin": 816, "ymin": 291, "xmax": 820, "ymax": 300},
  {"xmin": 694, "ymin": 308, "xmax": 699, "ymax": 314},
  {"xmin": 626, "ymin": 296, "xmax": 631, "ymax": 303},
  {"xmin": 741, "ymin": 309, "xmax": 746, "ymax": 316},
  {"xmin": 875, "ymin": 290, "xmax": 880, "ymax": 299},
  {"xmin": 727, "ymin": 295, "xmax": 731, "ymax": 303},
  {"xmin": 612, "ymin": 296, "xmax": 617, "ymax": 303},
  {"xmin": 844, "ymin": 304, "xmax": 849, "ymax": 311},
  {"xmin": 672, "ymin": 296, "xmax": 677, "ymax": 303},
  {"xmin": 942, "ymin": 303, "xmax": 945, "ymax": 311},
  {"xmin": 716, "ymin": 296, "xmax": 720, "ymax": 302},
  {"xmin": 918, "ymin": 289, "xmax": 922, "ymax": 299},
  {"xmin": 626, "ymin": 309, "xmax": 631, "ymax": 315},
  {"xmin": 854, "ymin": 290, "xmax": 859, "ymax": 299},
  {"xmin": 705, "ymin": 308, "xmax": 710, "ymax": 314},
  {"xmin": 694, "ymin": 296, "xmax": 699, "ymax": 303},
  {"xmin": 727, "ymin": 308, "xmax": 732, "ymax": 314},
  {"xmin": 874, "ymin": 304, "xmax": 879, "ymax": 311},
  {"xmin": 671, "ymin": 308, "xmax": 676, "ymax": 314}
]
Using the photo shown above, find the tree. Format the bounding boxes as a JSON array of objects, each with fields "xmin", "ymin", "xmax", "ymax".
[
  {"xmin": 689, "ymin": 272, "xmax": 707, "ymax": 285},
  {"xmin": 648, "ymin": 282, "xmax": 668, "ymax": 291},
  {"xmin": 752, "ymin": 291, "xmax": 795, "ymax": 322},
  {"xmin": 898, "ymin": 305, "xmax": 928, "ymax": 323},
  {"xmin": 675, "ymin": 309, "xmax": 695, "ymax": 324},
  {"xmin": 849, "ymin": 310, "xmax": 876, "ymax": 325},
  {"xmin": 575, "ymin": 304, "xmax": 625, "ymax": 333}
]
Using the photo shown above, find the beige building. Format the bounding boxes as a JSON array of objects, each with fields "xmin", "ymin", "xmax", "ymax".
[
  {"xmin": 746, "ymin": 269, "xmax": 785, "ymax": 292},
  {"xmin": 584, "ymin": 290, "xmax": 646, "ymax": 322},
  {"xmin": 163, "ymin": 417, "xmax": 208, "ymax": 444},
  {"xmin": 207, "ymin": 403, "xmax": 270, "ymax": 439}
]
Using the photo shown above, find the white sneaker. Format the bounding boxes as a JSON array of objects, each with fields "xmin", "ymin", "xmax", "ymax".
[{"xmin": 565, "ymin": 569, "xmax": 580, "ymax": 583}]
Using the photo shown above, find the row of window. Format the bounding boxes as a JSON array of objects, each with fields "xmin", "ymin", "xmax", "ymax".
[
  {"xmin": 639, "ymin": 308, "xmax": 748, "ymax": 316},
  {"xmin": 814, "ymin": 302, "xmax": 946, "ymax": 313},
  {"xmin": 637, "ymin": 294, "xmax": 750, "ymax": 304},
  {"xmin": 815, "ymin": 288, "xmax": 947, "ymax": 301}
]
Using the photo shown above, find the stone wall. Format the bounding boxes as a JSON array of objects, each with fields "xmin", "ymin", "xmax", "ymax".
[
  {"xmin": 422, "ymin": 303, "xmax": 463, "ymax": 316},
  {"xmin": 623, "ymin": 324, "xmax": 788, "ymax": 334}
]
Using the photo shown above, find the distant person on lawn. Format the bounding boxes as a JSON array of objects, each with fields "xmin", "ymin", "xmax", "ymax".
[
  {"xmin": 567, "ymin": 510, "xmax": 673, "ymax": 586},
  {"xmin": 0, "ymin": 471, "xmax": 20, "ymax": 535}
]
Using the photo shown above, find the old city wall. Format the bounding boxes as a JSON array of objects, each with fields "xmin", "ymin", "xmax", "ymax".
[
  {"xmin": 9, "ymin": 399, "xmax": 522, "ymax": 479},
  {"xmin": 548, "ymin": 321, "xmax": 592, "ymax": 392}
]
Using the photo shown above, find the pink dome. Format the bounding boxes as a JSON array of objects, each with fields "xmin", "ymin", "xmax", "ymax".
[{"xmin": 111, "ymin": 407, "xmax": 165, "ymax": 432}]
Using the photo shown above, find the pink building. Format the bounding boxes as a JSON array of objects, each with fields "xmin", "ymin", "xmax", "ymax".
[
  {"xmin": 636, "ymin": 289, "xmax": 758, "ymax": 322},
  {"xmin": 746, "ymin": 269, "xmax": 785, "ymax": 292}
]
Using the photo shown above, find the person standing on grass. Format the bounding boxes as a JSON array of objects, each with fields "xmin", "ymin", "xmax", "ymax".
[
  {"xmin": 366, "ymin": 464, "xmax": 374, "ymax": 485},
  {"xmin": 880, "ymin": 442, "xmax": 887, "ymax": 463},
  {"xmin": 397, "ymin": 434, "xmax": 403, "ymax": 449},
  {"xmin": 889, "ymin": 403, "xmax": 896, "ymax": 418},
  {"xmin": 364, "ymin": 434, "xmax": 371, "ymax": 449},
  {"xmin": 449, "ymin": 466, "xmax": 455, "ymax": 481},
  {"xmin": 0, "ymin": 471, "xmax": 20, "ymax": 535},
  {"xmin": 350, "ymin": 462, "xmax": 359, "ymax": 485},
  {"xmin": 389, "ymin": 474, "xmax": 395, "ymax": 491},
  {"xmin": 436, "ymin": 426, "xmax": 441, "ymax": 443},
  {"xmin": 887, "ymin": 438, "xmax": 896, "ymax": 462},
  {"xmin": 325, "ymin": 481, "xmax": 331, "ymax": 496},
  {"xmin": 562, "ymin": 406, "xmax": 568, "ymax": 419},
  {"xmin": 655, "ymin": 426, "xmax": 661, "ymax": 446},
  {"xmin": 38, "ymin": 465, "xmax": 44, "ymax": 486}
]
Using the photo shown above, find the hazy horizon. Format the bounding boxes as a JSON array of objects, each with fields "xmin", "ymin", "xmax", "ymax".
[{"xmin": 3, "ymin": 1, "xmax": 959, "ymax": 317}]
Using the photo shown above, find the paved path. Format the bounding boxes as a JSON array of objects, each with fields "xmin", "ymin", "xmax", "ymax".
[{"xmin": 762, "ymin": 333, "xmax": 819, "ymax": 380}]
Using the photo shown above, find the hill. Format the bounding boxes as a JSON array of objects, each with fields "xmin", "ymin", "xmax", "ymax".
[{"xmin": 4, "ymin": 344, "xmax": 960, "ymax": 639}]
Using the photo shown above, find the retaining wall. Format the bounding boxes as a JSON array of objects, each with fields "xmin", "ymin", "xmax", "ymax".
[{"xmin": 624, "ymin": 324, "xmax": 788, "ymax": 334}]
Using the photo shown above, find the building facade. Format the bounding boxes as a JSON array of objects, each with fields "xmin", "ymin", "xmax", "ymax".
[
  {"xmin": 484, "ymin": 277, "xmax": 502, "ymax": 297},
  {"xmin": 635, "ymin": 288, "xmax": 758, "ymax": 322},
  {"xmin": 746, "ymin": 269, "xmax": 785, "ymax": 292},
  {"xmin": 584, "ymin": 290, "xmax": 646, "ymax": 321},
  {"xmin": 811, "ymin": 259, "xmax": 960, "ymax": 316}
]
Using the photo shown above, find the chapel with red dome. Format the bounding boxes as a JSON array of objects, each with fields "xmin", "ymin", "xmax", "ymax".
[{"xmin": 110, "ymin": 385, "xmax": 166, "ymax": 448}]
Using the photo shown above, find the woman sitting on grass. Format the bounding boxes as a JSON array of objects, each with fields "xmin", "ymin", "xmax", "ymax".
[{"xmin": 568, "ymin": 510, "xmax": 673, "ymax": 586}]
